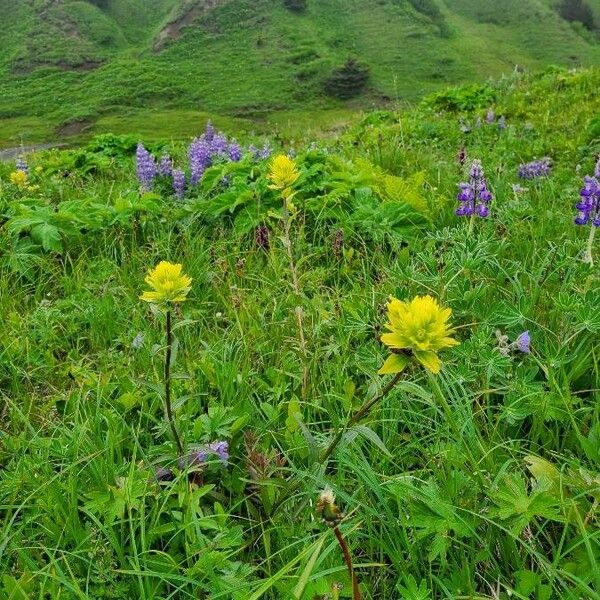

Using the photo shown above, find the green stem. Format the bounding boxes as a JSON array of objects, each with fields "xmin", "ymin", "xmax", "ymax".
[
  {"xmin": 271, "ymin": 372, "xmax": 402, "ymax": 516},
  {"xmin": 334, "ymin": 527, "xmax": 361, "ymax": 600},
  {"xmin": 320, "ymin": 372, "xmax": 403, "ymax": 463},
  {"xmin": 583, "ymin": 225, "xmax": 596, "ymax": 266},
  {"xmin": 165, "ymin": 310, "xmax": 184, "ymax": 456}
]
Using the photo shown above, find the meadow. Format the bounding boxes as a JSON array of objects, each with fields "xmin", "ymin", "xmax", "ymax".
[{"xmin": 0, "ymin": 67, "xmax": 599, "ymax": 599}]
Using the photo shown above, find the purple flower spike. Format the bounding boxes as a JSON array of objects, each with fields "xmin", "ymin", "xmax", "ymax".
[
  {"xmin": 172, "ymin": 169, "xmax": 186, "ymax": 200},
  {"xmin": 158, "ymin": 154, "xmax": 173, "ymax": 177},
  {"xmin": 136, "ymin": 143, "xmax": 157, "ymax": 191},
  {"xmin": 518, "ymin": 158, "xmax": 551, "ymax": 180},
  {"xmin": 228, "ymin": 141, "xmax": 242, "ymax": 162},
  {"xmin": 498, "ymin": 116, "xmax": 506, "ymax": 130},
  {"xmin": 515, "ymin": 331, "xmax": 531, "ymax": 354},
  {"xmin": 456, "ymin": 159, "xmax": 493, "ymax": 219},
  {"xmin": 188, "ymin": 123, "xmax": 243, "ymax": 185},
  {"xmin": 486, "ymin": 109, "xmax": 495, "ymax": 124},
  {"xmin": 574, "ymin": 168, "xmax": 600, "ymax": 227}
]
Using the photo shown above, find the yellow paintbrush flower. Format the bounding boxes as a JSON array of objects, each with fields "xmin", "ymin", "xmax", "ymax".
[
  {"xmin": 140, "ymin": 261, "xmax": 192, "ymax": 306},
  {"xmin": 10, "ymin": 171, "xmax": 28, "ymax": 188},
  {"xmin": 379, "ymin": 295, "xmax": 459, "ymax": 375},
  {"xmin": 268, "ymin": 154, "xmax": 300, "ymax": 191}
]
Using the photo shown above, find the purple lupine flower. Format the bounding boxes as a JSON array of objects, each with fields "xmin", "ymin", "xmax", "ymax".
[
  {"xmin": 136, "ymin": 143, "xmax": 157, "ymax": 191},
  {"xmin": 515, "ymin": 331, "xmax": 531, "ymax": 354},
  {"xmin": 15, "ymin": 155, "xmax": 29, "ymax": 175},
  {"xmin": 210, "ymin": 133, "xmax": 229, "ymax": 156},
  {"xmin": 205, "ymin": 120, "xmax": 215, "ymax": 142},
  {"xmin": 188, "ymin": 123, "xmax": 243, "ymax": 185},
  {"xmin": 456, "ymin": 159, "xmax": 493, "ymax": 218},
  {"xmin": 498, "ymin": 116, "xmax": 506, "ymax": 131},
  {"xmin": 486, "ymin": 109, "xmax": 495, "ymax": 125},
  {"xmin": 518, "ymin": 157, "xmax": 551, "ymax": 180},
  {"xmin": 249, "ymin": 142, "xmax": 272, "ymax": 161},
  {"xmin": 575, "ymin": 174, "xmax": 600, "ymax": 226},
  {"xmin": 180, "ymin": 441, "xmax": 229, "ymax": 469},
  {"xmin": 188, "ymin": 137, "xmax": 212, "ymax": 185},
  {"xmin": 595, "ymin": 155, "xmax": 600, "ymax": 179},
  {"xmin": 172, "ymin": 169, "xmax": 186, "ymax": 200},
  {"xmin": 228, "ymin": 141, "xmax": 242, "ymax": 162},
  {"xmin": 158, "ymin": 154, "xmax": 173, "ymax": 177}
]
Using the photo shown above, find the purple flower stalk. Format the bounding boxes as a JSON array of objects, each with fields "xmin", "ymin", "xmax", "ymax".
[
  {"xmin": 456, "ymin": 159, "xmax": 493, "ymax": 218},
  {"xmin": 172, "ymin": 169, "xmax": 186, "ymax": 200},
  {"xmin": 249, "ymin": 142, "xmax": 272, "ymax": 161},
  {"xmin": 518, "ymin": 157, "xmax": 551, "ymax": 180},
  {"xmin": 136, "ymin": 143, "xmax": 157, "ymax": 191},
  {"xmin": 574, "ymin": 157, "xmax": 600, "ymax": 227},
  {"xmin": 228, "ymin": 141, "xmax": 242, "ymax": 162},
  {"xmin": 15, "ymin": 156, "xmax": 29, "ymax": 175},
  {"xmin": 486, "ymin": 109, "xmax": 495, "ymax": 125},
  {"xmin": 498, "ymin": 116, "xmax": 506, "ymax": 131},
  {"xmin": 158, "ymin": 154, "xmax": 173, "ymax": 177},
  {"xmin": 188, "ymin": 121, "xmax": 240, "ymax": 185}
]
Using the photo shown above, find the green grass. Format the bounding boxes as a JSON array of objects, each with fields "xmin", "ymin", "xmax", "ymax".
[
  {"xmin": 0, "ymin": 67, "xmax": 599, "ymax": 599},
  {"xmin": 2, "ymin": 0, "xmax": 600, "ymax": 146}
]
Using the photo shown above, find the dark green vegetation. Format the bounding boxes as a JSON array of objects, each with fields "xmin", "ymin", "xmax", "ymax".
[
  {"xmin": 1, "ymin": 67, "xmax": 599, "ymax": 599},
  {"xmin": 2, "ymin": 0, "xmax": 600, "ymax": 146}
]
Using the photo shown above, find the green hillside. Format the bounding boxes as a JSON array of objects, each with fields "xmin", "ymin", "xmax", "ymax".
[{"xmin": 1, "ymin": 0, "xmax": 600, "ymax": 146}]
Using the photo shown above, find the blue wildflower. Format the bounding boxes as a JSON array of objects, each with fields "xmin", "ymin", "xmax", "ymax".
[
  {"xmin": 136, "ymin": 143, "xmax": 157, "ymax": 191},
  {"xmin": 515, "ymin": 331, "xmax": 531, "ymax": 354},
  {"xmin": 158, "ymin": 154, "xmax": 173, "ymax": 177},
  {"xmin": 518, "ymin": 158, "xmax": 551, "ymax": 180},
  {"xmin": 456, "ymin": 159, "xmax": 493, "ymax": 218},
  {"xmin": 172, "ymin": 169, "xmax": 186, "ymax": 200}
]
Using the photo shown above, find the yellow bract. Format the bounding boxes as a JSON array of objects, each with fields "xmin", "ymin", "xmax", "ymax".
[
  {"xmin": 10, "ymin": 171, "xmax": 28, "ymax": 188},
  {"xmin": 379, "ymin": 295, "xmax": 459, "ymax": 375},
  {"xmin": 140, "ymin": 261, "xmax": 192, "ymax": 306},
  {"xmin": 268, "ymin": 154, "xmax": 299, "ymax": 191}
]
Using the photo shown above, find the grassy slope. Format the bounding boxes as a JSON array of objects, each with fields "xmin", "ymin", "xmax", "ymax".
[{"xmin": 1, "ymin": 0, "xmax": 600, "ymax": 145}]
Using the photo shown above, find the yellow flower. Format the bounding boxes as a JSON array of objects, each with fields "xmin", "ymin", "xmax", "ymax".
[
  {"xmin": 140, "ymin": 261, "xmax": 192, "ymax": 306},
  {"xmin": 379, "ymin": 295, "xmax": 459, "ymax": 375},
  {"xmin": 10, "ymin": 171, "xmax": 28, "ymax": 188},
  {"xmin": 268, "ymin": 154, "xmax": 299, "ymax": 191}
]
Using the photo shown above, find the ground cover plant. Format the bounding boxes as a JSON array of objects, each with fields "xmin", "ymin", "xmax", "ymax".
[{"xmin": 0, "ymin": 67, "xmax": 599, "ymax": 599}]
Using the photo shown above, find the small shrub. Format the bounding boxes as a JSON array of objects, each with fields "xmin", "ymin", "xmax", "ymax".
[
  {"xmin": 324, "ymin": 58, "xmax": 369, "ymax": 99},
  {"xmin": 283, "ymin": 0, "xmax": 308, "ymax": 12},
  {"xmin": 558, "ymin": 0, "xmax": 596, "ymax": 31}
]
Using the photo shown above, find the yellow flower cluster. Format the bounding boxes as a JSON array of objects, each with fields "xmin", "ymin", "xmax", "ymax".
[
  {"xmin": 268, "ymin": 154, "xmax": 300, "ymax": 192},
  {"xmin": 140, "ymin": 261, "xmax": 192, "ymax": 306},
  {"xmin": 379, "ymin": 295, "xmax": 459, "ymax": 375},
  {"xmin": 10, "ymin": 171, "xmax": 28, "ymax": 188}
]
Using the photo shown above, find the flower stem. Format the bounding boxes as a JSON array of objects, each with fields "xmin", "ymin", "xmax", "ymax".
[
  {"xmin": 583, "ymin": 225, "xmax": 596, "ymax": 265},
  {"xmin": 165, "ymin": 310, "xmax": 184, "ymax": 456},
  {"xmin": 334, "ymin": 527, "xmax": 361, "ymax": 600},
  {"xmin": 320, "ymin": 372, "xmax": 403, "ymax": 463}
]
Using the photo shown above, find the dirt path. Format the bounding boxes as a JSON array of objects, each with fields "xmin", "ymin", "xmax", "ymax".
[{"xmin": 0, "ymin": 143, "xmax": 68, "ymax": 161}]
